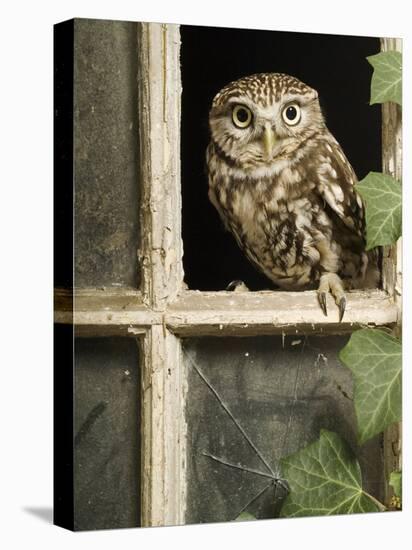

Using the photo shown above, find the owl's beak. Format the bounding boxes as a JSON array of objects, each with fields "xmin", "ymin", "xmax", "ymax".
[{"xmin": 263, "ymin": 125, "xmax": 277, "ymax": 160}]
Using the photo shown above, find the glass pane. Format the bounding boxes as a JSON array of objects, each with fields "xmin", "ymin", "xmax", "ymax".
[
  {"xmin": 74, "ymin": 19, "xmax": 140, "ymax": 288},
  {"xmin": 74, "ymin": 337, "xmax": 140, "ymax": 530},
  {"xmin": 183, "ymin": 335, "xmax": 384, "ymax": 524}
]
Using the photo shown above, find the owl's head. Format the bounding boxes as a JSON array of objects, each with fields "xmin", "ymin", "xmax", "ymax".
[{"xmin": 208, "ymin": 73, "xmax": 325, "ymax": 170}]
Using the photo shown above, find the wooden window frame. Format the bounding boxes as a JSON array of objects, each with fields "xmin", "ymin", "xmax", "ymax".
[{"xmin": 54, "ymin": 24, "xmax": 402, "ymax": 526}]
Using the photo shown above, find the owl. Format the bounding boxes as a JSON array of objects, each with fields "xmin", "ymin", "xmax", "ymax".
[{"xmin": 206, "ymin": 73, "xmax": 378, "ymax": 321}]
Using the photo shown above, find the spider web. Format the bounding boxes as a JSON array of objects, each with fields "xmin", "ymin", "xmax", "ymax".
[{"xmin": 184, "ymin": 336, "xmax": 308, "ymax": 520}]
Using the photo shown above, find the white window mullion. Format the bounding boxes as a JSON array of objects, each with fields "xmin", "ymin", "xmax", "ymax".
[{"xmin": 137, "ymin": 22, "xmax": 186, "ymax": 527}]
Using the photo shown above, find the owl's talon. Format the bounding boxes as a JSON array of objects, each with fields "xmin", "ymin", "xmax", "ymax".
[
  {"xmin": 226, "ymin": 279, "xmax": 243, "ymax": 291},
  {"xmin": 318, "ymin": 292, "xmax": 328, "ymax": 317},
  {"xmin": 226, "ymin": 280, "xmax": 250, "ymax": 292},
  {"xmin": 317, "ymin": 272, "xmax": 346, "ymax": 321},
  {"xmin": 338, "ymin": 296, "xmax": 346, "ymax": 323}
]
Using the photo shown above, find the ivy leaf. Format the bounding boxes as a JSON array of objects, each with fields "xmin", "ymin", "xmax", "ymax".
[
  {"xmin": 389, "ymin": 471, "xmax": 402, "ymax": 498},
  {"xmin": 235, "ymin": 512, "xmax": 256, "ymax": 521},
  {"xmin": 339, "ymin": 329, "xmax": 401, "ymax": 445},
  {"xmin": 367, "ymin": 51, "xmax": 402, "ymax": 105},
  {"xmin": 280, "ymin": 430, "xmax": 381, "ymax": 517},
  {"xmin": 356, "ymin": 172, "xmax": 402, "ymax": 250}
]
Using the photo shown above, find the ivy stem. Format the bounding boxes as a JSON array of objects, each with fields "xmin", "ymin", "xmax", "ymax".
[{"xmin": 364, "ymin": 491, "xmax": 387, "ymax": 512}]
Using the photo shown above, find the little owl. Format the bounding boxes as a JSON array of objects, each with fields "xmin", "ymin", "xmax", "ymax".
[{"xmin": 206, "ymin": 73, "xmax": 377, "ymax": 321}]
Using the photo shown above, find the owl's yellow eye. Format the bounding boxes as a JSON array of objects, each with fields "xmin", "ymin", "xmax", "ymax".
[
  {"xmin": 232, "ymin": 105, "xmax": 253, "ymax": 128},
  {"xmin": 282, "ymin": 103, "xmax": 301, "ymax": 126}
]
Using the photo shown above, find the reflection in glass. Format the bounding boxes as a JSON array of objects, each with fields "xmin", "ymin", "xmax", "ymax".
[
  {"xmin": 74, "ymin": 337, "xmax": 140, "ymax": 530},
  {"xmin": 74, "ymin": 19, "xmax": 140, "ymax": 288}
]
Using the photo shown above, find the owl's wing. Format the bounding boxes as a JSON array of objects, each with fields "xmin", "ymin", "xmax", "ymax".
[{"xmin": 315, "ymin": 138, "xmax": 365, "ymax": 240}]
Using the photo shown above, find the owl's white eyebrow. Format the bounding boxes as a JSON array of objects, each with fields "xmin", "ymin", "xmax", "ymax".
[
  {"xmin": 224, "ymin": 95, "xmax": 312, "ymax": 114},
  {"xmin": 225, "ymin": 97, "xmax": 258, "ymax": 110},
  {"xmin": 283, "ymin": 93, "xmax": 317, "ymax": 106},
  {"xmin": 281, "ymin": 93, "xmax": 311, "ymax": 104}
]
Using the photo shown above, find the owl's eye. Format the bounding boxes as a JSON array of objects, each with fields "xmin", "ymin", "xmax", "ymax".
[
  {"xmin": 232, "ymin": 105, "xmax": 253, "ymax": 128},
  {"xmin": 282, "ymin": 103, "xmax": 301, "ymax": 126}
]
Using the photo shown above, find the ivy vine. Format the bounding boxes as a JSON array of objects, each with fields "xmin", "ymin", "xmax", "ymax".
[{"xmin": 278, "ymin": 49, "xmax": 402, "ymax": 517}]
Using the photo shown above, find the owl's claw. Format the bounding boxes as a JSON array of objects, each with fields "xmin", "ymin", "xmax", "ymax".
[
  {"xmin": 317, "ymin": 272, "xmax": 346, "ymax": 322},
  {"xmin": 338, "ymin": 296, "xmax": 346, "ymax": 323},
  {"xmin": 318, "ymin": 292, "xmax": 328, "ymax": 317},
  {"xmin": 226, "ymin": 280, "xmax": 250, "ymax": 292}
]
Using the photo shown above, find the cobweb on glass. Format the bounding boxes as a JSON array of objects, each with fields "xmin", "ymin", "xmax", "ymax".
[{"xmin": 183, "ymin": 337, "xmax": 308, "ymax": 520}]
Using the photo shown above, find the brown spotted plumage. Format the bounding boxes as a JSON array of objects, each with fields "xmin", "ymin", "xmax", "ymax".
[{"xmin": 207, "ymin": 73, "xmax": 378, "ymax": 320}]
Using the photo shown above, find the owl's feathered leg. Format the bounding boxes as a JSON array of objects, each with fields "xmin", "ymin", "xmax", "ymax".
[{"xmin": 317, "ymin": 272, "xmax": 346, "ymax": 322}]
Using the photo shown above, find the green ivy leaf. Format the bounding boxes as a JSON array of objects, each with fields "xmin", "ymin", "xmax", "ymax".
[
  {"xmin": 339, "ymin": 329, "xmax": 401, "ymax": 445},
  {"xmin": 389, "ymin": 471, "xmax": 402, "ymax": 498},
  {"xmin": 235, "ymin": 512, "xmax": 256, "ymax": 521},
  {"xmin": 356, "ymin": 172, "xmax": 402, "ymax": 250},
  {"xmin": 367, "ymin": 51, "xmax": 402, "ymax": 105},
  {"xmin": 280, "ymin": 430, "xmax": 381, "ymax": 517}
]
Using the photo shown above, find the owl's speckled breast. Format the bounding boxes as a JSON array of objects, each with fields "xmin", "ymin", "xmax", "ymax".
[{"xmin": 208, "ymin": 156, "xmax": 334, "ymax": 289}]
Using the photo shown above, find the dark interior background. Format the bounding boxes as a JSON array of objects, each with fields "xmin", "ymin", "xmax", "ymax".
[{"xmin": 180, "ymin": 26, "xmax": 381, "ymax": 291}]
